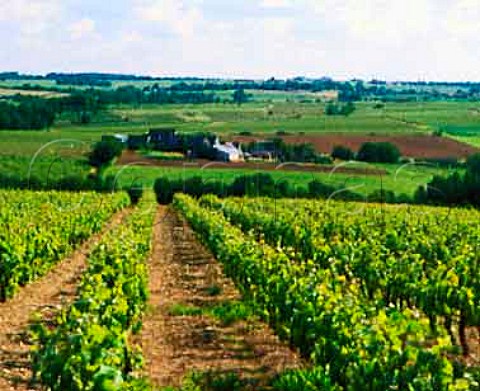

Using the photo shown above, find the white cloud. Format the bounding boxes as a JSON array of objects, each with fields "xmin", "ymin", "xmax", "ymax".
[
  {"xmin": 444, "ymin": 0, "xmax": 480, "ymax": 40},
  {"xmin": 134, "ymin": 0, "xmax": 203, "ymax": 38},
  {"xmin": 122, "ymin": 30, "xmax": 144, "ymax": 44},
  {"xmin": 262, "ymin": 16, "xmax": 294, "ymax": 36},
  {"xmin": 261, "ymin": 0, "xmax": 292, "ymax": 9},
  {"xmin": 0, "ymin": 0, "xmax": 63, "ymax": 35},
  {"xmin": 3, "ymin": 0, "xmax": 480, "ymax": 81},
  {"xmin": 308, "ymin": 0, "xmax": 432, "ymax": 45},
  {"xmin": 0, "ymin": 0, "xmax": 61, "ymax": 22},
  {"xmin": 68, "ymin": 18, "xmax": 96, "ymax": 40}
]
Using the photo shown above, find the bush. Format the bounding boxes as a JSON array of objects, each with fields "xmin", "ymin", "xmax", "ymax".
[
  {"xmin": 230, "ymin": 173, "xmax": 276, "ymax": 197},
  {"xmin": 183, "ymin": 176, "xmax": 204, "ymax": 198},
  {"xmin": 88, "ymin": 140, "xmax": 124, "ymax": 172},
  {"xmin": 466, "ymin": 153, "xmax": 480, "ymax": 175},
  {"xmin": 325, "ymin": 102, "xmax": 356, "ymax": 116},
  {"xmin": 357, "ymin": 142, "xmax": 400, "ymax": 163},
  {"xmin": 417, "ymin": 157, "xmax": 460, "ymax": 168},
  {"xmin": 308, "ymin": 180, "xmax": 336, "ymax": 198},
  {"xmin": 152, "ymin": 175, "xmax": 394, "ymax": 204},
  {"xmin": 314, "ymin": 154, "xmax": 334, "ymax": 165},
  {"xmin": 368, "ymin": 189, "xmax": 396, "ymax": 203},
  {"xmin": 331, "ymin": 145, "xmax": 355, "ymax": 161},
  {"xmin": 417, "ymin": 154, "xmax": 480, "ymax": 207},
  {"xmin": 154, "ymin": 177, "xmax": 176, "ymax": 204},
  {"xmin": 127, "ymin": 186, "xmax": 143, "ymax": 205},
  {"xmin": 275, "ymin": 180, "xmax": 292, "ymax": 198}
]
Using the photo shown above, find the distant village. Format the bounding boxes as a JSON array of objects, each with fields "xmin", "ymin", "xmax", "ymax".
[{"xmin": 103, "ymin": 128, "xmax": 278, "ymax": 163}]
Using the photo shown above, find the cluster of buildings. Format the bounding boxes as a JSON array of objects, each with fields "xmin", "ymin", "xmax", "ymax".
[{"xmin": 105, "ymin": 128, "xmax": 274, "ymax": 162}]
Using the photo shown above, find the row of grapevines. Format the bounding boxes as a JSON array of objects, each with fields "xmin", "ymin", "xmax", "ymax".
[
  {"xmin": 200, "ymin": 195, "xmax": 480, "ymax": 355},
  {"xmin": 31, "ymin": 193, "xmax": 155, "ymax": 391},
  {"xmin": 0, "ymin": 190, "xmax": 129, "ymax": 301},
  {"xmin": 174, "ymin": 194, "xmax": 473, "ymax": 391}
]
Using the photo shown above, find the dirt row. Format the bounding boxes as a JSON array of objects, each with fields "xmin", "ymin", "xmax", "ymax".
[
  {"xmin": 232, "ymin": 133, "xmax": 479, "ymax": 159},
  {"xmin": 139, "ymin": 207, "xmax": 301, "ymax": 389},
  {"xmin": 0, "ymin": 208, "xmax": 131, "ymax": 391},
  {"xmin": 0, "ymin": 205, "xmax": 300, "ymax": 390}
]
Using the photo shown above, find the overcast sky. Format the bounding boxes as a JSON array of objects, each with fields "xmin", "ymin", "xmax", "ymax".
[{"xmin": 1, "ymin": 0, "xmax": 480, "ymax": 81}]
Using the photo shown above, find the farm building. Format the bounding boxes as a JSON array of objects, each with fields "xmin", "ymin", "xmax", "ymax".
[
  {"xmin": 127, "ymin": 134, "xmax": 148, "ymax": 150},
  {"xmin": 147, "ymin": 128, "xmax": 180, "ymax": 151},
  {"xmin": 248, "ymin": 140, "xmax": 278, "ymax": 161},
  {"xmin": 213, "ymin": 140, "xmax": 243, "ymax": 162}
]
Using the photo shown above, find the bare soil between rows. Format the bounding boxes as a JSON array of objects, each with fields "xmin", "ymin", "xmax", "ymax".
[
  {"xmin": 0, "ymin": 208, "xmax": 131, "ymax": 391},
  {"xmin": 232, "ymin": 133, "xmax": 479, "ymax": 159},
  {"xmin": 139, "ymin": 206, "xmax": 301, "ymax": 389}
]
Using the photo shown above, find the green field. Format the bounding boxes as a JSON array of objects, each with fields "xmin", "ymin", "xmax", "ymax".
[
  {"xmin": 0, "ymin": 101, "xmax": 425, "ymax": 156},
  {"xmin": 0, "ymin": 95, "xmax": 475, "ymax": 196},
  {"xmin": 107, "ymin": 162, "xmax": 448, "ymax": 198},
  {"xmin": 379, "ymin": 101, "xmax": 480, "ymax": 145},
  {"xmin": 4, "ymin": 100, "xmax": 478, "ymax": 158}
]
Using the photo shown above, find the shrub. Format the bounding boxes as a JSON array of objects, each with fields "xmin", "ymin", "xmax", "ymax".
[
  {"xmin": 152, "ymin": 175, "xmax": 374, "ymax": 204},
  {"xmin": 325, "ymin": 102, "xmax": 356, "ymax": 116},
  {"xmin": 368, "ymin": 189, "xmax": 396, "ymax": 203},
  {"xmin": 315, "ymin": 154, "xmax": 334, "ymax": 165},
  {"xmin": 466, "ymin": 153, "xmax": 480, "ymax": 175},
  {"xmin": 127, "ymin": 186, "xmax": 143, "ymax": 205},
  {"xmin": 88, "ymin": 140, "xmax": 124, "ymax": 173},
  {"xmin": 357, "ymin": 142, "xmax": 401, "ymax": 163},
  {"xmin": 417, "ymin": 154, "xmax": 480, "ymax": 207},
  {"xmin": 183, "ymin": 176, "xmax": 204, "ymax": 198},
  {"xmin": 275, "ymin": 180, "xmax": 291, "ymax": 198},
  {"xmin": 154, "ymin": 177, "xmax": 176, "ymax": 204},
  {"xmin": 418, "ymin": 157, "xmax": 460, "ymax": 168},
  {"xmin": 230, "ymin": 173, "xmax": 276, "ymax": 197},
  {"xmin": 331, "ymin": 145, "xmax": 355, "ymax": 161},
  {"xmin": 308, "ymin": 180, "xmax": 336, "ymax": 198}
]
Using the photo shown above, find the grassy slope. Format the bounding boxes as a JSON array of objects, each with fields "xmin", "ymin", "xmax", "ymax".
[
  {"xmin": 381, "ymin": 101, "xmax": 480, "ymax": 146},
  {"xmin": 107, "ymin": 162, "xmax": 448, "ymax": 197},
  {"xmin": 0, "ymin": 98, "xmax": 469, "ymax": 195},
  {"xmin": 0, "ymin": 101, "xmax": 422, "ymax": 156}
]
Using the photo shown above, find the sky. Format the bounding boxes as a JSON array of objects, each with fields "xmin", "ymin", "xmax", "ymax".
[{"xmin": 1, "ymin": 0, "xmax": 480, "ymax": 81}]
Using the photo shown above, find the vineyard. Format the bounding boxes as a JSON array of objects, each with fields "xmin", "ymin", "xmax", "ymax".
[
  {"xmin": 1, "ymin": 188, "xmax": 480, "ymax": 390},
  {"xmin": 175, "ymin": 194, "xmax": 480, "ymax": 390},
  {"xmin": 31, "ymin": 193, "xmax": 155, "ymax": 390},
  {"xmin": 0, "ymin": 190, "xmax": 129, "ymax": 301}
]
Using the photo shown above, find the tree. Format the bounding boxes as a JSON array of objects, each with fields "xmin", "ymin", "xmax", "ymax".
[
  {"xmin": 357, "ymin": 142, "xmax": 400, "ymax": 163},
  {"xmin": 232, "ymin": 89, "xmax": 249, "ymax": 105},
  {"xmin": 88, "ymin": 141, "xmax": 124, "ymax": 175},
  {"xmin": 466, "ymin": 153, "xmax": 480, "ymax": 175},
  {"xmin": 331, "ymin": 145, "xmax": 355, "ymax": 161}
]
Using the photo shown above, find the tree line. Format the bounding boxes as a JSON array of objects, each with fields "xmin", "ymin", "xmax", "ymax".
[
  {"xmin": 0, "ymin": 97, "xmax": 57, "ymax": 130},
  {"xmin": 5, "ymin": 73, "xmax": 480, "ymax": 101}
]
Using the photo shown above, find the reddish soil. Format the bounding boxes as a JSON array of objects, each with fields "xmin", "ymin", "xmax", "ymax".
[
  {"xmin": 118, "ymin": 150, "xmax": 387, "ymax": 176},
  {"xmin": 0, "ymin": 208, "xmax": 131, "ymax": 391},
  {"xmin": 232, "ymin": 134, "xmax": 479, "ymax": 159},
  {"xmin": 139, "ymin": 206, "xmax": 301, "ymax": 389}
]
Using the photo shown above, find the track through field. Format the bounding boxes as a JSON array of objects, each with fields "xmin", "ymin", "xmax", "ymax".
[
  {"xmin": 139, "ymin": 206, "xmax": 301, "ymax": 389},
  {"xmin": 0, "ymin": 208, "xmax": 132, "ymax": 391}
]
